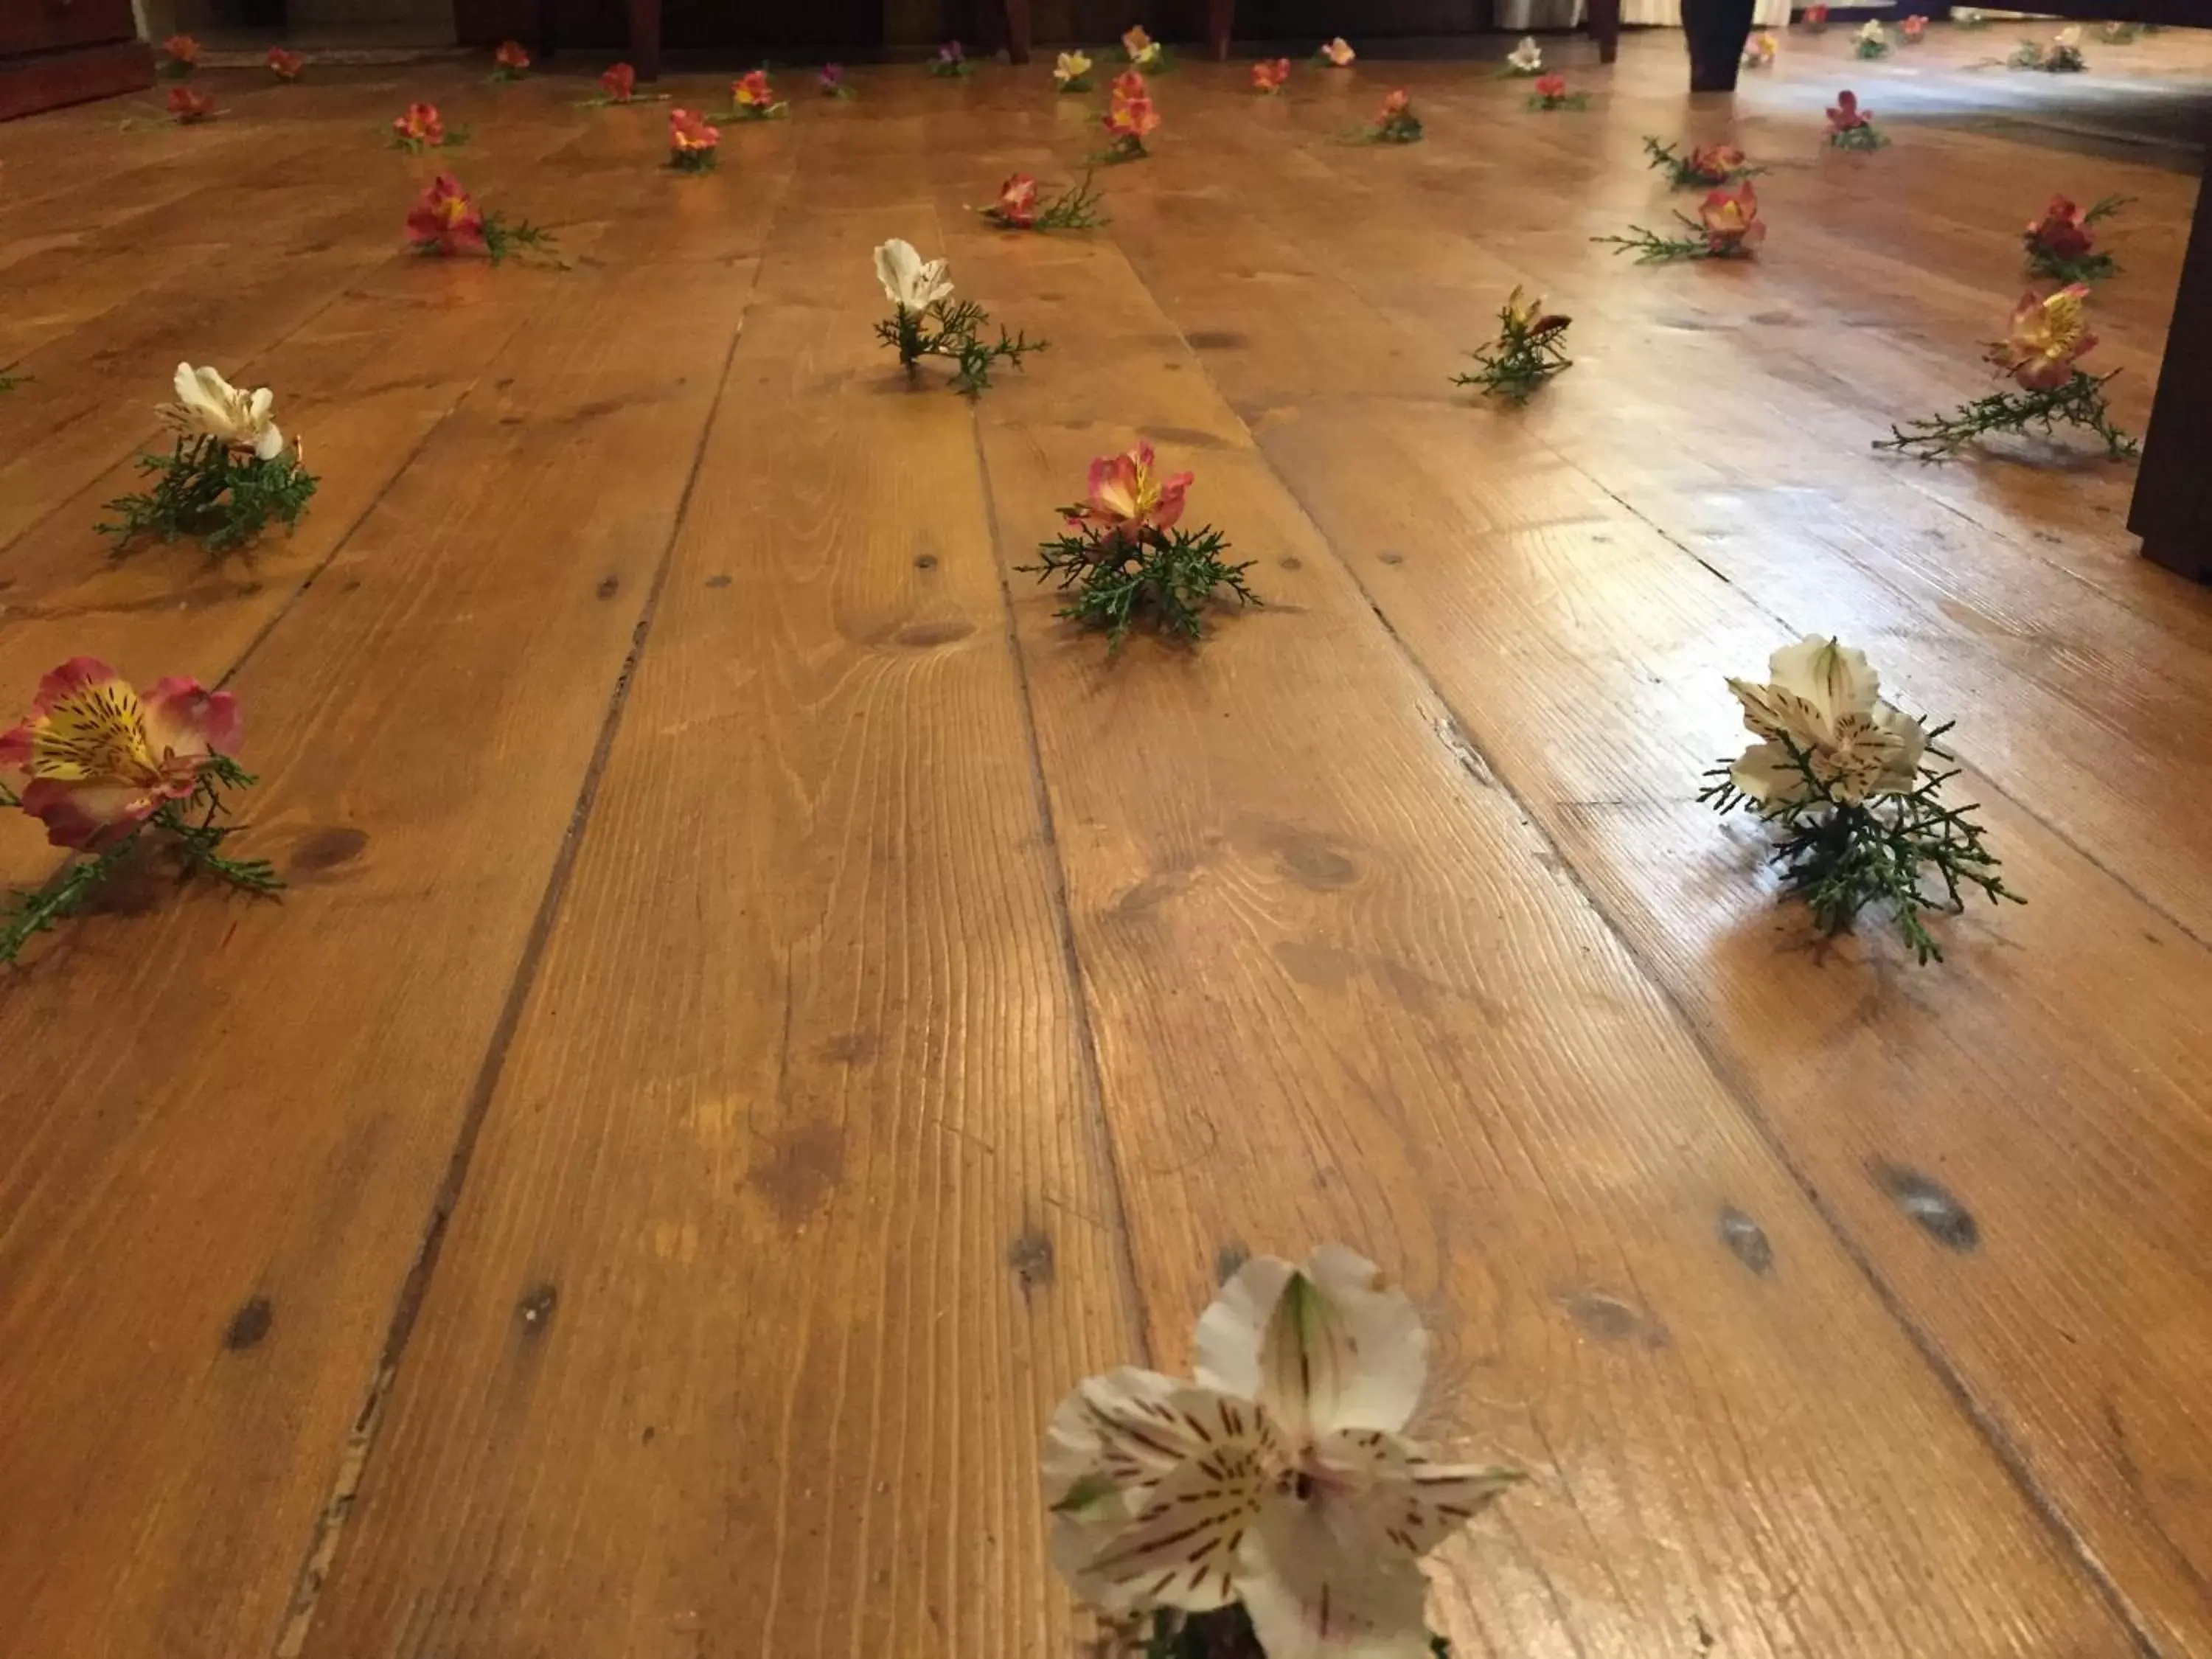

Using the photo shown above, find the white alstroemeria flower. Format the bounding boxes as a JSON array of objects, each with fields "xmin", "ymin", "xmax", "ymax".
[
  {"xmin": 1727, "ymin": 635, "xmax": 1929, "ymax": 808},
  {"xmin": 873, "ymin": 238, "xmax": 954, "ymax": 313},
  {"xmin": 1054, "ymin": 49, "xmax": 1093, "ymax": 85},
  {"xmin": 1856, "ymin": 18, "xmax": 1886, "ymax": 41},
  {"xmin": 1507, "ymin": 35, "xmax": 1543, "ymax": 72},
  {"xmin": 2053, "ymin": 23, "xmax": 2083, "ymax": 47},
  {"xmin": 166, "ymin": 363, "xmax": 285, "ymax": 461},
  {"xmin": 1043, "ymin": 1245, "xmax": 1519, "ymax": 1658}
]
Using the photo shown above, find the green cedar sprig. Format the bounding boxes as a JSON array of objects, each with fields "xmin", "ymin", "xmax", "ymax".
[
  {"xmin": 1592, "ymin": 214, "xmax": 1750, "ymax": 262},
  {"xmin": 1019, "ymin": 516, "xmax": 1256, "ymax": 649},
  {"xmin": 97, "ymin": 434, "xmax": 318, "ymax": 554},
  {"xmin": 1452, "ymin": 305, "xmax": 1573, "ymax": 403},
  {"xmin": 875, "ymin": 299, "xmax": 1048, "ymax": 394},
  {"xmin": 2024, "ymin": 194, "xmax": 2129, "ymax": 283},
  {"xmin": 1873, "ymin": 366, "xmax": 2136, "ymax": 461},
  {"xmin": 1641, "ymin": 136, "xmax": 1761, "ymax": 188}
]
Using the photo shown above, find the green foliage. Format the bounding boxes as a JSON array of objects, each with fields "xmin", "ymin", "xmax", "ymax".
[
  {"xmin": 1873, "ymin": 366, "xmax": 2137, "ymax": 461},
  {"xmin": 1091, "ymin": 134, "xmax": 1150, "ymax": 165},
  {"xmin": 1037, "ymin": 174, "xmax": 1109, "ymax": 230},
  {"xmin": 481, "ymin": 212, "xmax": 559, "ymax": 265},
  {"xmin": 1592, "ymin": 215, "xmax": 1748, "ymax": 262},
  {"xmin": 1641, "ymin": 136, "xmax": 1760, "ymax": 187},
  {"xmin": 2024, "ymin": 194, "xmax": 2129, "ymax": 283},
  {"xmin": 0, "ymin": 368, "xmax": 26, "ymax": 393},
  {"xmin": 1828, "ymin": 124, "xmax": 1888, "ymax": 151},
  {"xmin": 389, "ymin": 125, "xmax": 470, "ymax": 152},
  {"xmin": 1453, "ymin": 305, "xmax": 1573, "ymax": 403},
  {"xmin": 1020, "ymin": 517, "xmax": 1256, "ymax": 649},
  {"xmin": 1526, "ymin": 89, "xmax": 1590, "ymax": 110},
  {"xmin": 667, "ymin": 146, "xmax": 718, "ymax": 173},
  {"xmin": 0, "ymin": 754, "xmax": 282, "ymax": 966},
  {"xmin": 1854, "ymin": 29, "xmax": 1891, "ymax": 55},
  {"xmin": 98, "ymin": 434, "xmax": 317, "ymax": 555},
  {"xmin": 1701, "ymin": 726, "xmax": 2022, "ymax": 965},
  {"xmin": 875, "ymin": 299, "xmax": 1048, "ymax": 395},
  {"xmin": 1368, "ymin": 106, "xmax": 1425, "ymax": 144}
]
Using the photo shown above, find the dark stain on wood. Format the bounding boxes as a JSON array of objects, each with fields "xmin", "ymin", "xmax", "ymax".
[
  {"xmin": 222, "ymin": 1295, "xmax": 274, "ymax": 1351},
  {"xmin": 1718, "ymin": 1206, "xmax": 1774, "ymax": 1276},
  {"xmin": 596, "ymin": 575, "xmax": 620, "ymax": 599},
  {"xmin": 1144, "ymin": 425, "xmax": 1230, "ymax": 451},
  {"xmin": 1559, "ymin": 1289, "xmax": 1670, "ymax": 1349},
  {"xmin": 1273, "ymin": 939, "xmax": 1355, "ymax": 988},
  {"xmin": 893, "ymin": 618, "xmax": 974, "ymax": 648},
  {"xmin": 914, "ymin": 553, "xmax": 939, "ymax": 570},
  {"xmin": 516, "ymin": 1281, "xmax": 559, "ymax": 1334},
  {"xmin": 1113, "ymin": 866, "xmax": 1194, "ymax": 919},
  {"xmin": 290, "ymin": 826, "xmax": 369, "ymax": 876},
  {"xmin": 1186, "ymin": 330, "xmax": 1250, "ymax": 350},
  {"xmin": 748, "ymin": 1121, "xmax": 845, "ymax": 1228},
  {"xmin": 1215, "ymin": 1242, "xmax": 1251, "ymax": 1284},
  {"xmin": 1379, "ymin": 551, "xmax": 1406, "ymax": 566},
  {"xmin": 1279, "ymin": 556, "xmax": 1302, "ymax": 571},
  {"xmin": 705, "ymin": 574, "xmax": 732, "ymax": 588},
  {"xmin": 818, "ymin": 1029, "xmax": 876, "ymax": 1065},
  {"xmin": 1270, "ymin": 828, "xmax": 1358, "ymax": 890},
  {"xmin": 1872, "ymin": 1161, "xmax": 1980, "ymax": 1252},
  {"xmin": 1006, "ymin": 1228, "xmax": 1055, "ymax": 1295}
]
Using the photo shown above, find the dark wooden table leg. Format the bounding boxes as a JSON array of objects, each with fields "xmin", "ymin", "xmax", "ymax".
[
  {"xmin": 1588, "ymin": 0, "xmax": 1621, "ymax": 63},
  {"xmin": 1208, "ymin": 0, "xmax": 1234, "ymax": 60},
  {"xmin": 1682, "ymin": 0, "xmax": 1755, "ymax": 88},
  {"xmin": 627, "ymin": 0, "xmax": 661, "ymax": 80},
  {"xmin": 1003, "ymin": 0, "xmax": 1032, "ymax": 63},
  {"xmin": 2132, "ymin": 164, "xmax": 2212, "ymax": 582}
]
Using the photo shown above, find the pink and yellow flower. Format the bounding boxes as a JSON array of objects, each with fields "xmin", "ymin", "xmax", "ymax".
[
  {"xmin": 392, "ymin": 101, "xmax": 446, "ymax": 146},
  {"xmin": 493, "ymin": 38, "xmax": 531, "ymax": 72},
  {"xmin": 1826, "ymin": 88, "xmax": 1870, "ymax": 132},
  {"xmin": 1699, "ymin": 178, "xmax": 1766, "ymax": 254},
  {"xmin": 1070, "ymin": 442, "xmax": 1193, "ymax": 542},
  {"xmin": 1533, "ymin": 72, "xmax": 1568, "ymax": 100},
  {"xmin": 1900, "ymin": 13, "xmax": 1927, "ymax": 39},
  {"xmin": 1998, "ymin": 285, "xmax": 2098, "ymax": 390},
  {"xmin": 0, "ymin": 659, "xmax": 240, "ymax": 852},
  {"xmin": 1320, "ymin": 35, "xmax": 1356, "ymax": 66},
  {"xmin": 167, "ymin": 86, "xmax": 216, "ymax": 124},
  {"xmin": 406, "ymin": 173, "xmax": 487, "ymax": 257},
  {"xmin": 1251, "ymin": 57, "xmax": 1290, "ymax": 92},
  {"xmin": 600, "ymin": 61, "xmax": 637, "ymax": 102},
  {"xmin": 163, "ymin": 33, "xmax": 200, "ymax": 68},
  {"xmin": 734, "ymin": 68, "xmax": 777, "ymax": 108},
  {"xmin": 669, "ymin": 107, "xmax": 720, "ymax": 157},
  {"xmin": 1687, "ymin": 143, "xmax": 1747, "ymax": 182},
  {"xmin": 992, "ymin": 173, "xmax": 1040, "ymax": 228},
  {"xmin": 1743, "ymin": 30, "xmax": 1778, "ymax": 65},
  {"xmin": 1121, "ymin": 24, "xmax": 1161, "ymax": 65},
  {"xmin": 1802, "ymin": 2, "xmax": 1830, "ymax": 25},
  {"xmin": 1105, "ymin": 75, "xmax": 1161, "ymax": 146},
  {"xmin": 268, "ymin": 46, "xmax": 305, "ymax": 80},
  {"xmin": 1381, "ymin": 87, "xmax": 1410, "ymax": 116},
  {"xmin": 2026, "ymin": 195, "xmax": 2095, "ymax": 261}
]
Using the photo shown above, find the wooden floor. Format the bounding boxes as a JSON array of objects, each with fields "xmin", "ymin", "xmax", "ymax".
[{"xmin": 4, "ymin": 26, "xmax": 2212, "ymax": 1659}]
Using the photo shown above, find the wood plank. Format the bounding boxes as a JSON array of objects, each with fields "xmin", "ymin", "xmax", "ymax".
[
  {"xmin": 0, "ymin": 255, "xmax": 756, "ymax": 1659},
  {"xmin": 291, "ymin": 181, "xmax": 1140, "ymax": 1658}
]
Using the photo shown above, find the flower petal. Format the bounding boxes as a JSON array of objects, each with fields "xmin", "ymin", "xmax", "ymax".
[
  {"xmin": 1203, "ymin": 1246, "xmax": 1429, "ymax": 1439},
  {"xmin": 1236, "ymin": 1496, "xmax": 1436, "ymax": 1659},
  {"xmin": 1312, "ymin": 1428, "xmax": 1523, "ymax": 1556},
  {"xmin": 1729, "ymin": 740, "xmax": 1808, "ymax": 807},
  {"xmin": 1767, "ymin": 636, "xmax": 1877, "ymax": 726},
  {"xmin": 140, "ymin": 677, "xmax": 239, "ymax": 762}
]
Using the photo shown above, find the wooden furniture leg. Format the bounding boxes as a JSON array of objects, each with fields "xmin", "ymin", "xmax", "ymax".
[
  {"xmin": 1003, "ymin": 0, "xmax": 1032, "ymax": 63},
  {"xmin": 1682, "ymin": 0, "xmax": 1755, "ymax": 88},
  {"xmin": 628, "ymin": 0, "xmax": 661, "ymax": 80},
  {"xmin": 1208, "ymin": 0, "xmax": 1234, "ymax": 59},
  {"xmin": 1588, "ymin": 0, "xmax": 1621, "ymax": 63},
  {"xmin": 2132, "ymin": 164, "xmax": 2212, "ymax": 582}
]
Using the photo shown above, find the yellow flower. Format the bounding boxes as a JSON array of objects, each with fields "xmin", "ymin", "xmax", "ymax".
[
  {"xmin": 2001, "ymin": 285, "xmax": 2097, "ymax": 390},
  {"xmin": 1054, "ymin": 49, "xmax": 1092, "ymax": 85}
]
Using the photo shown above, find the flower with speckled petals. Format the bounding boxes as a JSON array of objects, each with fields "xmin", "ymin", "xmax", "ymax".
[
  {"xmin": 167, "ymin": 86, "xmax": 215, "ymax": 123},
  {"xmin": 1728, "ymin": 636, "xmax": 1927, "ymax": 807},
  {"xmin": 0, "ymin": 659, "xmax": 241, "ymax": 851},
  {"xmin": 1997, "ymin": 285, "xmax": 2098, "ymax": 391},
  {"xmin": 1069, "ymin": 441, "xmax": 1192, "ymax": 542},
  {"xmin": 393, "ymin": 101, "xmax": 446, "ymax": 146},
  {"xmin": 1043, "ymin": 1245, "xmax": 1520, "ymax": 1656},
  {"xmin": 1699, "ymin": 178, "xmax": 1765, "ymax": 254},
  {"xmin": 1121, "ymin": 24, "xmax": 1161, "ymax": 65}
]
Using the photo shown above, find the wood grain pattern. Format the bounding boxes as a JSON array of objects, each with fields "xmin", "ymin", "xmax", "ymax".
[{"xmin": 1, "ymin": 39, "xmax": 2208, "ymax": 1659}]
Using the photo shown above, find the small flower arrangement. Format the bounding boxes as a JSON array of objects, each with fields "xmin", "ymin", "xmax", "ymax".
[
  {"xmin": 1020, "ymin": 443, "xmax": 1256, "ymax": 646},
  {"xmin": 2012, "ymin": 25, "xmax": 2086, "ymax": 69},
  {"xmin": 1527, "ymin": 72, "xmax": 1587, "ymax": 110},
  {"xmin": 1744, "ymin": 30, "xmax": 1778, "ymax": 66},
  {"xmin": 161, "ymin": 34, "xmax": 199, "ymax": 77},
  {"xmin": 1505, "ymin": 34, "xmax": 1545, "ymax": 74},
  {"xmin": 1318, "ymin": 35, "xmax": 1357, "ymax": 66},
  {"xmin": 1853, "ymin": 20, "xmax": 1891, "ymax": 57},
  {"xmin": 405, "ymin": 174, "xmax": 557, "ymax": 265},
  {"xmin": 1826, "ymin": 89, "xmax": 1888, "ymax": 150},
  {"xmin": 723, "ymin": 69, "xmax": 789, "ymax": 119},
  {"xmin": 1096, "ymin": 72, "xmax": 1160, "ymax": 162},
  {"xmin": 0, "ymin": 659, "xmax": 282, "ymax": 965},
  {"xmin": 667, "ymin": 108, "xmax": 720, "ymax": 171},
  {"xmin": 167, "ymin": 86, "xmax": 217, "ymax": 125},
  {"xmin": 1874, "ymin": 285, "xmax": 2137, "ymax": 461},
  {"xmin": 1702, "ymin": 636, "xmax": 2020, "ymax": 964},
  {"xmin": 1800, "ymin": 2, "xmax": 1829, "ymax": 29},
  {"xmin": 2101, "ymin": 21, "xmax": 2139, "ymax": 44},
  {"xmin": 99, "ymin": 364, "xmax": 317, "ymax": 554},
  {"xmin": 1251, "ymin": 57, "xmax": 1290, "ymax": 94},
  {"xmin": 268, "ymin": 47, "xmax": 305, "ymax": 82},
  {"xmin": 586, "ymin": 62, "xmax": 639, "ymax": 105},
  {"xmin": 820, "ymin": 62, "xmax": 855, "ymax": 98},
  {"xmin": 1900, "ymin": 14, "xmax": 1928, "ymax": 43},
  {"xmin": 1121, "ymin": 24, "xmax": 1166, "ymax": 69},
  {"xmin": 490, "ymin": 39, "xmax": 530, "ymax": 80},
  {"xmin": 1053, "ymin": 50, "xmax": 1093, "ymax": 91},
  {"xmin": 1363, "ymin": 88, "xmax": 1424, "ymax": 144},
  {"xmin": 390, "ymin": 101, "xmax": 465, "ymax": 150},
  {"xmin": 873, "ymin": 239, "xmax": 1047, "ymax": 394},
  {"xmin": 1644, "ymin": 136, "xmax": 1760, "ymax": 187},
  {"xmin": 979, "ymin": 171, "xmax": 1107, "ymax": 231},
  {"xmin": 930, "ymin": 39, "xmax": 974, "ymax": 77},
  {"xmin": 1452, "ymin": 287, "xmax": 1573, "ymax": 402},
  {"xmin": 1596, "ymin": 178, "xmax": 1764, "ymax": 262},
  {"xmin": 1043, "ymin": 1245, "xmax": 1518, "ymax": 1656},
  {"xmin": 2023, "ymin": 192, "xmax": 2128, "ymax": 283}
]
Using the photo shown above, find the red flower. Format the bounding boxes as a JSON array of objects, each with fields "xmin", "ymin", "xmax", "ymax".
[
  {"xmin": 393, "ymin": 101, "xmax": 446, "ymax": 145},
  {"xmin": 734, "ymin": 68, "xmax": 776, "ymax": 107},
  {"xmin": 2026, "ymin": 195, "xmax": 2094, "ymax": 260},
  {"xmin": 669, "ymin": 108, "xmax": 720, "ymax": 153},
  {"xmin": 600, "ymin": 62, "xmax": 637, "ymax": 102},
  {"xmin": 406, "ymin": 173, "xmax": 487, "ymax": 257},
  {"xmin": 1105, "ymin": 87, "xmax": 1161, "ymax": 143},
  {"xmin": 1534, "ymin": 72, "xmax": 1567, "ymax": 98},
  {"xmin": 167, "ymin": 86, "xmax": 215, "ymax": 123},
  {"xmin": 1804, "ymin": 3, "xmax": 1830, "ymax": 21},
  {"xmin": 164, "ymin": 33, "xmax": 200, "ymax": 64},
  {"xmin": 1900, "ymin": 13, "xmax": 1927, "ymax": 38},
  {"xmin": 1826, "ymin": 88, "xmax": 1870, "ymax": 131},
  {"xmin": 1251, "ymin": 58, "xmax": 1291, "ymax": 91},
  {"xmin": 1071, "ymin": 442, "xmax": 1194, "ymax": 542},
  {"xmin": 1380, "ymin": 88, "xmax": 1411, "ymax": 116},
  {"xmin": 1699, "ymin": 178, "xmax": 1766, "ymax": 254},
  {"xmin": 1687, "ymin": 142, "xmax": 1746, "ymax": 181},
  {"xmin": 993, "ymin": 173, "xmax": 1040, "ymax": 227},
  {"xmin": 493, "ymin": 39, "xmax": 530, "ymax": 71},
  {"xmin": 1110, "ymin": 68, "xmax": 1149, "ymax": 102},
  {"xmin": 267, "ymin": 47, "xmax": 305, "ymax": 80},
  {"xmin": 0, "ymin": 658, "xmax": 240, "ymax": 852}
]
